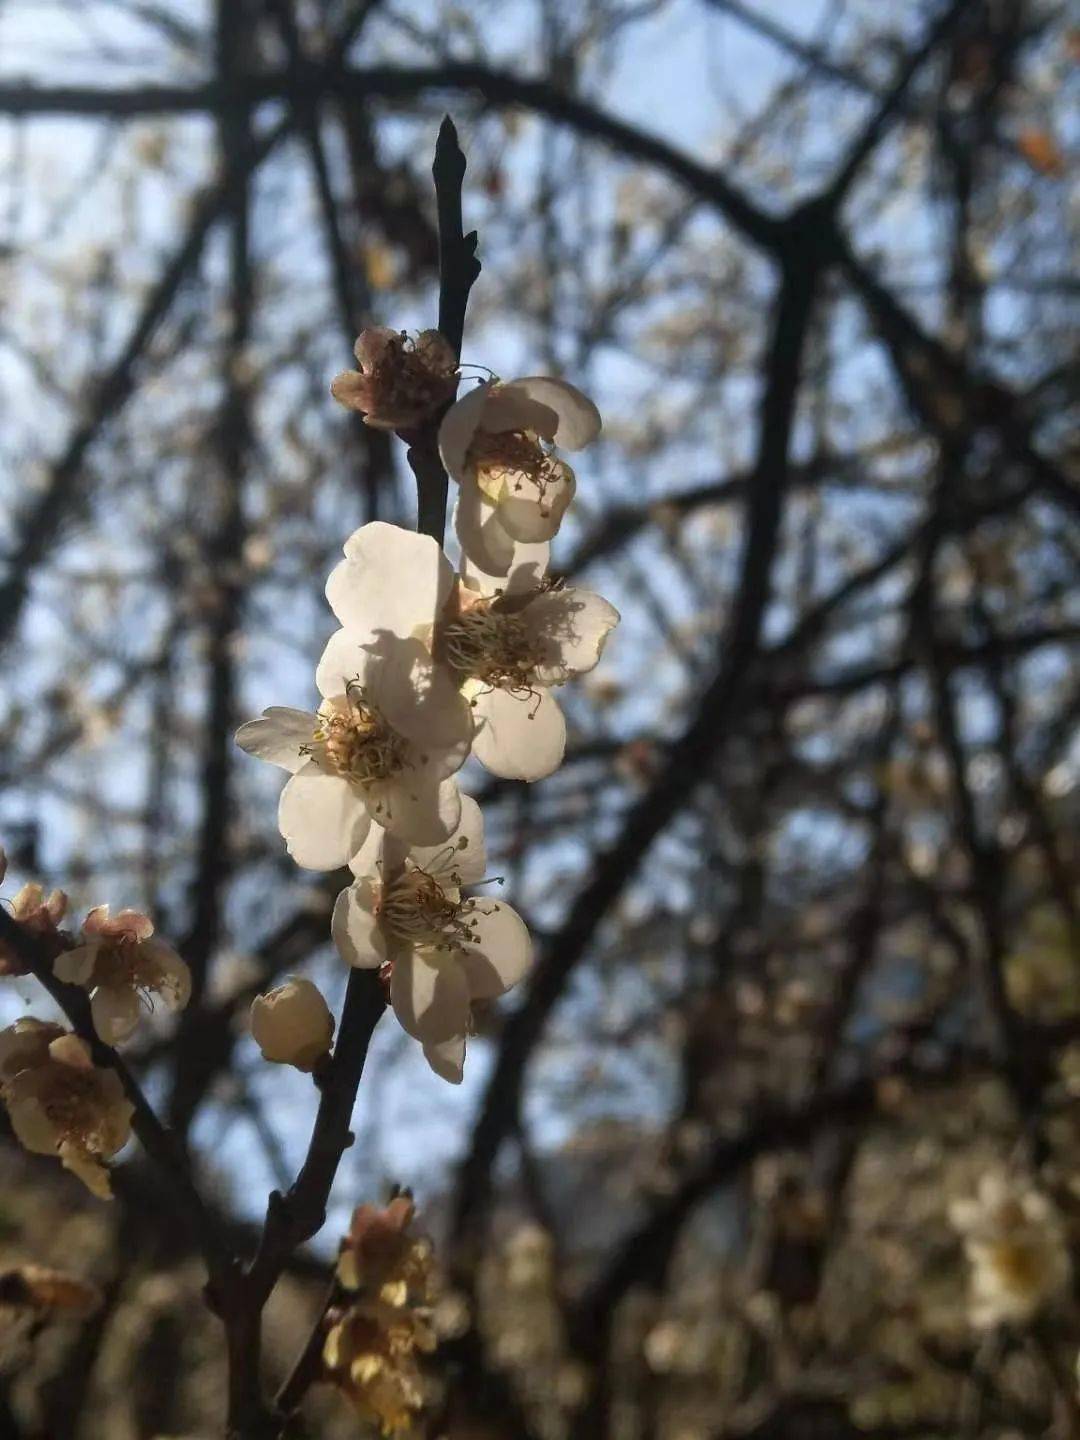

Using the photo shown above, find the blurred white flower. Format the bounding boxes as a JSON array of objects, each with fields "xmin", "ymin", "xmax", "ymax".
[
  {"xmin": 949, "ymin": 1171, "xmax": 1071, "ymax": 1328},
  {"xmin": 440, "ymin": 377, "xmax": 600, "ymax": 574},
  {"xmin": 0, "ymin": 1030, "xmax": 133, "ymax": 1199},
  {"xmin": 54, "ymin": 906, "xmax": 190, "ymax": 1045}
]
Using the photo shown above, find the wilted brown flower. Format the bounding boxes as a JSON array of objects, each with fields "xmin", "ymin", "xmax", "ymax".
[
  {"xmin": 330, "ymin": 328, "xmax": 458, "ymax": 430},
  {"xmin": 336, "ymin": 1195, "xmax": 433, "ymax": 1306}
]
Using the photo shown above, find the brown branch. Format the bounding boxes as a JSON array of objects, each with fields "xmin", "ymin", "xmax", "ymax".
[{"xmin": 229, "ymin": 115, "xmax": 481, "ymax": 1439}]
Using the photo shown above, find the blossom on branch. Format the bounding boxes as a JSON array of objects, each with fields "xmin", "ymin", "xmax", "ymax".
[
  {"xmin": 949, "ymin": 1171, "xmax": 1071, "ymax": 1328},
  {"xmin": 54, "ymin": 905, "xmax": 191, "ymax": 1045},
  {"xmin": 437, "ymin": 565, "xmax": 619, "ymax": 781},
  {"xmin": 322, "ymin": 1300, "xmax": 434, "ymax": 1437},
  {"xmin": 337, "ymin": 1195, "xmax": 433, "ymax": 1305},
  {"xmin": 440, "ymin": 376, "xmax": 601, "ymax": 574},
  {"xmin": 0, "ymin": 1028, "xmax": 133, "ymax": 1199},
  {"xmin": 237, "ymin": 628, "xmax": 471, "ymax": 867},
  {"xmin": 332, "ymin": 797, "xmax": 531, "ymax": 1075},
  {"xmin": 323, "ymin": 1195, "xmax": 437, "ymax": 1437},
  {"xmin": 250, "ymin": 976, "xmax": 334, "ymax": 1071},
  {"xmin": 330, "ymin": 328, "xmax": 458, "ymax": 430}
]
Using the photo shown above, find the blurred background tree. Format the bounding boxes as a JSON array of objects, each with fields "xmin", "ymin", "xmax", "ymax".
[{"xmin": 0, "ymin": 0, "xmax": 1077, "ymax": 1436}]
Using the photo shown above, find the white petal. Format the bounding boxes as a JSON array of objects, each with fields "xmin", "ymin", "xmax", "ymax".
[
  {"xmin": 390, "ymin": 950, "xmax": 471, "ymax": 1043},
  {"xmin": 235, "ymin": 708, "xmax": 317, "ymax": 773},
  {"xmin": 423, "ymin": 1034, "xmax": 466, "ymax": 1084},
  {"xmin": 454, "ymin": 485, "xmax": 517, "ymax": 578},
  {"xmin": 524, "ymin": 587, "xmax": 620, "ymax": 684},
  {"xmin": 315, "ymin": 630, "xmax": 374, "ymax": 702},
  {"xmin": 408, "ymin": 793, "xmax": 487, "ymax": 885},
  {"xmin": 327, "ymin": 523, "xmax": 455, "ymax": 643},
  {"xmin": 462, "ymin": 542, "xmax": 551, "ymax": 596},
  {"xmin": 278, "ymin": 765, "xmax": 371, "ymax": 870},
  {"xmin": 468, "ymin": 685, "xmax": 566, "ymax": 782},
  {"xmin": 480, "ymin": 385, "xmax": 560, "ymax": 438},
  {"xmin": 365, "ymin": 762, "xmax": 462, "ymax": 845},
  {"xmin": 363, "ymin": 634, "xmax": 473, "ymax": 752},
  {"xmin": 90, "ymin": 986, "xmax": 141, "ymax": 1045},
  {"xmin": 458, "ymin": 900, "xmax": 533, "ymax": 999},
  {"xmin": 499, "ymin": 377, "xmax": 601, "ymax": 450},
  {"xmin": 496, "ymin": 463, "xmax": 576, "ymax": 543},
  {"xmin": 331, "ymin": 878, "xmax": 388, "ymax": 970},
  {"xmin": 438, "ymin": 381, "xmax": 492, "ymax": 483}
]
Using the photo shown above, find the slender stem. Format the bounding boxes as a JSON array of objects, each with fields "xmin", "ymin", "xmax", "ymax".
[{"xmin": 250, "ymin": 115, "xmax": 481, "ymax": 1436}]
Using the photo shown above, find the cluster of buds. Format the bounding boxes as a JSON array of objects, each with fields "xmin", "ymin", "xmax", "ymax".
[
  {"xmin": 0, "ymin": 856, "xmax": 189, "ymax": 1196},
  {"xmin": 238, "ymin": 329, "xmax": 618, "ymax": 1080},
  {"xmin": 321, "ymin": 1195, "xmax": 437, "ymax": 1436},
  {"xmin": 949, "ymin": 1171, "xmax": 1072, "ymax": 1328}
]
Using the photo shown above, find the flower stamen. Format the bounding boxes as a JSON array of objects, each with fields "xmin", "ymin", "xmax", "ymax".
[{"xmin": 309, "ymin": 681, "xmax": 409, "ymax": 785}]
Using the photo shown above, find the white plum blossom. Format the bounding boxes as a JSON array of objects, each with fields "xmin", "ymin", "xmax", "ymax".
[
  {"xmin": 436, "ymin": 564, "xmax": 619, "ymax": 781},
  {"xmin": 54, "ymin": 906, "xmax": 191, "ymax": 1045},
  {"xmin": 440, "ymin": 377, "xmax": 601, "ymax": 575},
  {"xmin": 332, "ymin": 797, "xmax": 531, "ymax": 1078},
  {"xmin": 250, "ymin": 977, "xmax": 335, "ymax": 1071},
  {"xmin": 236, "ymin": 628, "xmax": 472, "ymax": 867},
  {"xmin": 949, "ymin": 1171, "xmax": 1071, "ymax": 1328}
]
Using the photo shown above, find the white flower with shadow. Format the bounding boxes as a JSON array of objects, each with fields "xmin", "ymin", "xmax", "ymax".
[
  {"xmin": 236, "ymin": 628, "xmax": 472, "ymax": 868},
  {"xmin": 436, "ymin": 562, "xmax": 619, "ymax": 782},
  {"xmin": 439, "ymin": 377, "xmax": 601, "ymax": 576},
  {"xmin": 332, "ymin": 796, "xmax": 531, "ymax": 1081}
]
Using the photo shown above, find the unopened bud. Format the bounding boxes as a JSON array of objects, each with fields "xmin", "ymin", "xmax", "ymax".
[{"xmin": 250, "ymin": 977, "xmax": 334, "ymax": 1071}]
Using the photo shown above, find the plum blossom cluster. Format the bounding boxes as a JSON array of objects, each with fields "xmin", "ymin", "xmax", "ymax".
[
  {"xmin": 0, "ymin": 1019, "xmax": 133, "ymax": 1199},
  {"xmin": 321, "ymin": 1195, "xmax": 437, "ymax": 1436},
  {"xmin": 0, "ymin": 852, "xmax": 190, "ymax": 1197},
  {"xmin": 239, "ymin": 332, "xmax": 618, "ymax": 1081},
  {"xmin": 949, "ymin": 1171, "xmax": 1071, "ymax": 1329}
]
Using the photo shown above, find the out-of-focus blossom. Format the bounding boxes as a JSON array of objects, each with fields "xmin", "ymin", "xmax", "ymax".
[
  {"xmin": 330, "ymin": 328, "xmax": 457, "ymax": 430},
  {"xmin": 337, "ymin": 1195, "xmax": 433, "ymax": 1305},
  {"xmin": 324, "ymin": 1195, "xmax": 436, "ymax": 1436},
  {"xmin": 322, "ymin": 1300, "xmax": 434, "ymax": 1436},
  {"xmin": 250, "ymin": 977, "xmax": 334, "ymax": 1071},
  {"xmin": 949, "ymin": 1172, "xmax": 1071, "ymax": 1327},
  {"xmin": 440, "ymin": 376, "xmax": 601, "ymax": 574},
  {"xmin": 54, "ymin": 906, "xmax": 190, "ymax": 1045},
  {"xmin": 0, "ymin": 1263, "xmax": 102, "ymax": 1318},
  {"xmin": 0, "ymin": 860, "xmax": 68, "ymax": 977},
  {"xmin": 332, "ymin": 798, "xmax": 531, "ymax": 1071},
  {"xmin": 0, "ymin": 1029, "xmax": 133, "ymax": 1199},
  {"xmin": 0, "ymin": 1017, "xmax": 67, "ymax": 1082}
]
